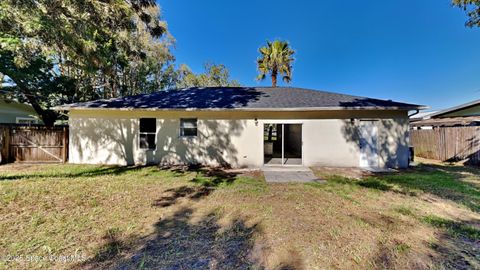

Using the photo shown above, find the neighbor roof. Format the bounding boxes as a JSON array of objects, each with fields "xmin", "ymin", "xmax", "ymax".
[
  {"xmin": 429, "ymin": 99, "xmax": 480, "ymax": 118},
  {"xmin": 410, "ymin": 116, "xmax": 480, "ymax": 127},
  {"xmin": 55, "ymin": 87, "xmax": 425, "ymax": 111}
]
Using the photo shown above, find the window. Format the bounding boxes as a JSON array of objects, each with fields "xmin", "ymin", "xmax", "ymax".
[
  {"xmin": 16, "ymin": 117, "xmax": 37, "ymax": 125},
  {"xmin": 264, "ymin": 124, "xmax": 278, "ymax": 141},
  {"xmin": 180, "ymin": 118, "xmax": 198, "ymax": 137},
  {"xmin": 139, "ymin": 118, "xmax": 156, "ymax": 150}
]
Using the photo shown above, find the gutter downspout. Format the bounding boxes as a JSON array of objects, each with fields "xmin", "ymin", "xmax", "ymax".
[
  {"xmin": 408, "ymin": 109, "xmax": 420, "ymax": 118},
  {"xmin": 407, "ymin": 109, "xmax": 420, "ymax": 166}
]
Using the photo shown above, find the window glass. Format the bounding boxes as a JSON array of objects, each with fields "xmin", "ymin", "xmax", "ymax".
[
  {"xmin": 140, "ymin": 118, "xmax": 156, "ymax": 133},
  {"xmin": 180, "ymin": 118, "xmax": 197, "ymax": 137},
  {"xmin": 139, "ymin": 134, "xmax": 156, "ymax": 149},
  {"xmin": 139, "ymin": 118, "xmax": 156, "ymax": 149}
]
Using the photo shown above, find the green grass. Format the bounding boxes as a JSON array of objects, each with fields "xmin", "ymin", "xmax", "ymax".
[
  {"xmin": 313, "ymin": 164, "xmax": 480, "ymax": 213},
  {"xmin": 0, "ymin": 164, "xmax": 139, "ymax": 180},
  {"xmin": 376, "ymin": 165, "xmax": 480, "ymax": 212},
  {"xmin": 393, "ymin": 205, "xmax": 415, "ymax": 216},
  {"xmin": 357, "ymin": 178, "xmax": 392, "ymax": 191},
  {"xmin": 394, "ymin": 242, "xmax": 411, "ymax": 253},
  {"xmin": 423, "ymin": 215, "xmax": 480, "ymax": 240}
]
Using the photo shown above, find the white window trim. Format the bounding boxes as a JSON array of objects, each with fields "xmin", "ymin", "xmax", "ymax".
[
  {"xmin": 139, "ymin": 118, "xmax": 157, "ymax": 150},
  {"xmin": 179, "ymin": 118, "xmax": 198, "ymax": 138}
]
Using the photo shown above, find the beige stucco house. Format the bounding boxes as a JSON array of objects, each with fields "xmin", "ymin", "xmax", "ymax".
[{"xmin": 56, "ymin": 87, "xmax": 424, "ymax": 169}]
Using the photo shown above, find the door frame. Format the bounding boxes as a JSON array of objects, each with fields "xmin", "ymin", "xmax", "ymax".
[{"xmin": 262, "ymin": 122, "xmax": 304, "ymax": 167}]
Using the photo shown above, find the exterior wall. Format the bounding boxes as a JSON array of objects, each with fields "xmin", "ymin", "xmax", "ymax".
[
  {"xmin": 69, "ymin": 109, "xmax": 410, "ymax": 168},
  {"xmin": 0, "ymin": 100, "xmax": 40, "ymax": 124}
]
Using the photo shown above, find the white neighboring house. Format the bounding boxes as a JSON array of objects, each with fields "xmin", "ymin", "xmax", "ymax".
[
  {"xmin": 409, "ymin": 111, "xmax": 438, "ymax": 130},
  {"xmin": 0, "ymin": 98, "xmax": 40, "ymax": 125},
  {"xmin": 55, "ymin": 87, "xmax": 425, "ymax": 169}
]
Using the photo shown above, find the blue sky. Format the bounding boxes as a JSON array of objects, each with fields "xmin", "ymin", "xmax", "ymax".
[{"xmin": 159, "ymin": 0, "xmax": 480, "ymax": 110}]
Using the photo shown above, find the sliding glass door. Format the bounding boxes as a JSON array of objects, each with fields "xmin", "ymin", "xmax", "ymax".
[{"xmin": 263, "ymin": 123, "xmax": 302, "ymax": 166}]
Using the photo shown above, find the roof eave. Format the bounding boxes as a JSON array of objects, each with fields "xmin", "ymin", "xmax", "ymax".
[
  {"xmin": 429, "ymin": 99, "xmax": 480, "ymax": 118},
  {"xmin": 53, "ymin": 105, "xmax": 427, "ymax": 112}
]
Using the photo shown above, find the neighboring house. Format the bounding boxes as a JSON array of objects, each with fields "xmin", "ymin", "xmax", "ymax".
[
  {"xmin": 409, "ymin": 111, "xmax": 438, "ymax": 122},
  {"xmin": 55, "ymin": 87, "xmax": 424, "ymax": 169},
  {"xmin": 409, "ymin": 111, "xmax": 438, "ymax": 130},
  {"xmin": 411, "ymin": 99, "xmax": 480, "ymax": 129},
  {"xmin": 0, "ymin": 98, "xmax": 40, "ymax": 124}
]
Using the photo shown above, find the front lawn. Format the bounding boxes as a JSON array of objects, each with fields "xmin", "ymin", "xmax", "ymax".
[{"xmin": 0, "ymin": 162, "xmax": 479, "ymax": 269}]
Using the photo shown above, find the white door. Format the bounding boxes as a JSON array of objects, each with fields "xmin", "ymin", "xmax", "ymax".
[{"xmin": 359, "ymin": 121, "xmax": 379, "ymax": 168}]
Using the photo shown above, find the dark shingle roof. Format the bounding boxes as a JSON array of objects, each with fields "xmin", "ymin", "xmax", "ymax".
[{"xmin": 56, "ymin": 87, "xmax": 424, "ymax": 111}]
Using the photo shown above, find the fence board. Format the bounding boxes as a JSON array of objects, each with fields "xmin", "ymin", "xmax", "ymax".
[
  {"xmin": 411, "ymin": 127, "xmax": 480, "ymax": 165},
  {"xmin": 0, "ymin": 125, "xmax": 68, "ymax": 163},
  {"xmin": 0, "ymin": 126, "xmax": 9, "ymax": 163}
]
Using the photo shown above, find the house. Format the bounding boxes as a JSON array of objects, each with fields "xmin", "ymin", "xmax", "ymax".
[
  {"xmin": 410, "ymin": 99, "xmax": 480, "ymax": 129},
  {"xmin": 55, "ymin": 87, "xmax": 424, "ymax": 169},
  {"xmin": 409, "ymin": 111, "xmax": 438, "ymax": 130},
  {"xmin": 0, "ymin": 98, "xmax": 41, "ymax": 124},
  {"xmin": 409, "ymin": 110, "xmax": 438, "ymax": 122}
]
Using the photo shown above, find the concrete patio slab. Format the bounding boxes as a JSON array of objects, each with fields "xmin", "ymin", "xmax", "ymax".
[{"xmin": 262, "ymin": 166, "xmax": 325, "ymax": 183}]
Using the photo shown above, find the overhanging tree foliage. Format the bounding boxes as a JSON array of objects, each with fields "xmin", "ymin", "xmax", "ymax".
[
  {"xmin": 0, "ymin": 52, "xmax": 76, "ymax": 126},
  {"xmin": 0, "ymin": 0, "xmax": 174, "ymax": 126},
  {"xmin": 0, "ymin": 1, "xmax": 240, "ymax": 126},
  {"xmin": 453, "ymin": 0, "xmax": 480, "ymax": 27},
  {"xmin": 175, "ymin": 63, "xmax": 240, "ymax": 88}
]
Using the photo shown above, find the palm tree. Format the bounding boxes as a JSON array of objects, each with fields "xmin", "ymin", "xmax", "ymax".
[{"xmin": 256, "ymin": 40, "xmax": 295, "ymax": 87}]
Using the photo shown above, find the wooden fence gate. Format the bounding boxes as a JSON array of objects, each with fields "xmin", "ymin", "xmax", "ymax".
[
  {"xmin": 0, "ymin": 125, "xmax": 68, "ymax": 163},
  {"xmin": 410, "ymin": 126, "xmax": 480, "ymax": 165}
]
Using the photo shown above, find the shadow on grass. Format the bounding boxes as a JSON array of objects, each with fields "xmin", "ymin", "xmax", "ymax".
[
  {"xmin": 81, "ymin": 207, "xmax": 303, "ymax": 270},
  {"xmin": 324, "ymin": 164, "xmax": 480, "ymax": 269},
  {"xmin": 357, "ymin": 178, "xmax": 392, "ymax": 191},
  {"xmin": 423, "ymin": 215, "xmax": 480, "ymax": 241},
  {"xmin": 152, "ymin": 185, "xmax": 214, "ymax": 207},
  {"xmin": 369, "ymin": 214, "xmax": 480, "ymax": 270},
  {"xmin": 331, "ymin": 164, "xmax": 480, "ymax": 213},
  {"xmin": 0, "ymin": 165, "xmax": 149, "ymax": 181},
  {"xmin": 423, "ymin": 215, "xmax": 480, "ymax": 269},
  {"xmin": 77, "ymin": 166, "xmax": 301, "ymax": 269},
  {"xmin": 152, "ymin": 166, "xmax": 240, "ymax": 207},
  {"xmin": 161, "ymin": 164, "xmax": 238, "ymax": 185},
  {"xmin": 380, "ymin": 164, "xmax": 479, "ymax": 213}
]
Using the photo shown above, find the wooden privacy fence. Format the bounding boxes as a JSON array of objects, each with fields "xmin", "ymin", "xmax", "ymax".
[
  {"xmin": 0, "ymin": 125, "xmax": 68, "ymax": 163},
  {"xmin": 410, "ymin": 126, "xmax": 480, "ymax": 165}
]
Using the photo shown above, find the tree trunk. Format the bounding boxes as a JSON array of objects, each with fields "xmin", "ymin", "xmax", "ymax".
[
  {"xmin": 19, "ymin": 84, "xmax": 57, "ymax": 127},
  {"xmin": 271, "ymin": 73, "xmax": 277, "ymax": 87},
  {"xmin": 0, "ymin": 53, "xmax": 58, "ymax": 126},
  {"xmin": 5, "ymin": 77, "xmax": 58, "ymax": 127}
]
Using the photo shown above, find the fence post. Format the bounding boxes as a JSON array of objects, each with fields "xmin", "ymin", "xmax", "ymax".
[
  {"xmin": 62, "ymin": 127, "xmax": 68, "ymax": 163},
  {"xmin": 441, "ymin": 128, "xmax": 446, "ymax": 161},
  {"xmin": 0, "ymin": 127, "xmax": 4, "ymax": 164},
  {"xmin": 5, "ymin": 127, "xmax": 10, "ymax": 163}
]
